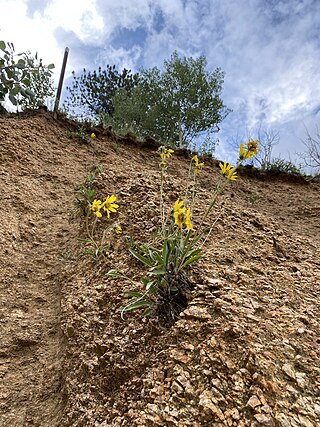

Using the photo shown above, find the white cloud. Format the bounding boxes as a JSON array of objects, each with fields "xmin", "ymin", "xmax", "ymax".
[
  {"xmin": 44, "ymin": 0, "xmax": 103, "ymax": 41},
  {"xmin": 0, "ymin": 0, "xmax": 104, "ymax": 81}
]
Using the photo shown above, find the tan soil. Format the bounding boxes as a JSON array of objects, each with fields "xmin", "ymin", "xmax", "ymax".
[{"xmin": 0, "ymin": 109, "xmax": 319, "ymax": 426}]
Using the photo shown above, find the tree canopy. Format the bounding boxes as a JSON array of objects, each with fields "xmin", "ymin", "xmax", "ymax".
[
  {"xmin": 63, "ymin": 51, "xmax": 230, "ymax": 149},
  {"xmin": 109, "ymin": 52, "xmax": 230, "ymax": 147},
  {"xmin": 63, "ymin": 65, "xmax": 140, "ymax": 121}
]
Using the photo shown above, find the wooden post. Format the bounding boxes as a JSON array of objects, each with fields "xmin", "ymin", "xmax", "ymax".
[{"xmin": 53, "ymin": 47, "xmax": 69, "ymax": 118}]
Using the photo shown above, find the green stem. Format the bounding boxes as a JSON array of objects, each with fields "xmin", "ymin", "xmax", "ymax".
[{"xmin": 160, "ymin": 167, "xmax": 165, "ymax": 232}]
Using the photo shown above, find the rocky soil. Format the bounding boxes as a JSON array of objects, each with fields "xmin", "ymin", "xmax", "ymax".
[{"xmin": 0, "ymin": 109, "xmax": 319, "ymax": 426}]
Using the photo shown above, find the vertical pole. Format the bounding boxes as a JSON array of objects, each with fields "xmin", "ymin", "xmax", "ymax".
[{"xmin": 53, "ymin": 47, "xmax": 69, "ymax": 118}]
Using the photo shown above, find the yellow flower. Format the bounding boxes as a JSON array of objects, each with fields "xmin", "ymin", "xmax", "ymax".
[
  {"xmin": 247, "ymin": 138, "xmax": 260, "ymax": 155},
  {"xmin": 91, "ymin": 199, "xmax": 103, "ymax": 218},
  {"xmin": 159, "ymin": 146, "xmax": 174, "ymax": 160},
  {"xmin": 239, "ymin": 143, "xmax": 253, "ymax": 160},
  {"xmin": 173, "ymin": 199, "xmax": 194, "ymax": 230},
  {"xmin": 219, "ymin": 162, "xmax": 237, "ymax": 180},
  {"xmin": 103, "ymin": 194, "xmax": 119, "ymax": 218},
  {"xmin": 239, "ymin": 139, "xmax": 260, "ymax": 160},
  {"xmin": 91, "ymin": 133, "xmax": 96, "ymax": 139},
  {"xmin": 174, "ymin": 206, "xmax": 186, "ymax": 228},
  {"xmin": 185, "ymin": 208, "xmax": 194, "ymax": 230},
  {"xmin": 193, "ymin": 155, "xmax": 204, "ymax": 173},
  {"xmin": 159, "ymin": 160, "xmax": 168, "ymax": 168},
  {"xmin": 174, "ymin": 198, "xmax": 184, "ymax": 213},
  {"xmin": 114, "ymin": 225, "xmax": 122, "ymax": 235}
]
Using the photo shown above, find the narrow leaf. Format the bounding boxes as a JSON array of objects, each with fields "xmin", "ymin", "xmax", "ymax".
[
  {"xmin": 179, "ymin": 254, "xmax": 202, "ymax": 269},
  {"xmin": 129, "ymin": 248, "xmax": 154, "ymax": 267},
  {"xmin": 9, "ymin": 94, "xmax": 17, "ymax": 105},
  {"xmin": 122, "ymin": 300, "xmax": 151, "ymax": 312},
  {"xmin": 126, "ymin": 291, "xmax": 143, "ymax": 297}
]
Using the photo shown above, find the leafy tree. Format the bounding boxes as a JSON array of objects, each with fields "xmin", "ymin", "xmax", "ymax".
[
  {"xmin": 0, "ymin": 40, "xmax": 54, "ymax": 109},
  {"xmin": 108, "ymin": 51, "xmax": 230, "ymax": 147},
  {"xmin": 63, "ymin": 66, "xmax": 140, "ymax": 121}
]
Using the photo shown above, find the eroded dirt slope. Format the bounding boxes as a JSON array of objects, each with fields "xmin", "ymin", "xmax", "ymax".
[
  {"xmin": 0, "ymin": 110, "xmax": 319, "ymax": 427},
  {"xmin": 0, "ymin": 111, "xmax": 108, "ymax": 426}
]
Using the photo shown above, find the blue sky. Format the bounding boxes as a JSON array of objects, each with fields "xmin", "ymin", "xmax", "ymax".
[{"xmin": 1, "ymin": 0, "xmax": 320, "ymax": 165}]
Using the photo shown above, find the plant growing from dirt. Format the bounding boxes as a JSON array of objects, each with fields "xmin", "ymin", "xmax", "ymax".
[
  {"xmin": 75, "ymin": 165, "xmax": 121, "ymax": 256},
  {"xmin": 267, "ymin": 158, "xmax": 302, "ymax": 175},
  {"xmin": 83, "ymin": 195, "xmax": 120, "ymax": 257},
  {"xmin": 74, "ymin": 164, "xmax": 102, "ymax": 216},
  {"xmin": 67, "ymin": 126, "xmax": 96, "ymax": 144},
  {"xmin": 108, "ymin": 139, "xmax": 260, "ymax": 325}
]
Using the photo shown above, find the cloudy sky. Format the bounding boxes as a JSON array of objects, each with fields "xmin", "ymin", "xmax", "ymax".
[{"xmin": 1, "ymin": 0, "xmax": 320, "ymax": 165}]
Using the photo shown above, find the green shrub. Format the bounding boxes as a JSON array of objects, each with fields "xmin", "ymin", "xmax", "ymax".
[
  {"xmin": 0, "ymin": 40, "xmax": 54, "ymax": 108},
  {"xmin": 267, "ymin": 158, "xmax": 302, "ymax": 174}
]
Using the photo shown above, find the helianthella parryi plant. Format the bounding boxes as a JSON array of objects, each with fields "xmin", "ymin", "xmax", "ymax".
[
  {"xmin": 74, "ymin": 165, "xmax": 104, "ymax": 216},
  {"xmin": 67, "ymin": 126, "xmax": 96, "ymax": 144},
  {"xmin": 108, "ymin": 139, "xmax": 260, "ymax": 324},
  {"xmin": 83, "ymin": 194, "xmax": 120, "ymax": 257}
]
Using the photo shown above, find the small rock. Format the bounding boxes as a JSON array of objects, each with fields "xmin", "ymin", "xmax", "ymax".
[
  {"xmin": 184, "ymin": 306, "xmax": 212, "ymax": 320},
  {"xmin": 247, "ymin": 395, "xmax": 261, "ymax": 409},
  {"xmin": 172, "ymin": 380, "xmax": 184, "ymax": 394},
  {"xmin": 295, "ymin": 372, "xmax": 307, "ymax": 389},
  {"xmin": 274, "ymin": 413, "xmax": 291, "ymax": 427},
  {"xmin": 261, "ymin": 404, "xmax": 272, "ymax": 414},
  {"xmin": 254, "ymin": 413, "xmax": 275, "ymax": 426},
  {"xmin": 208, "ymin": 337, "xmax": 217, "ymax": 348},
  {"xmin": 282, "ymin": 363, "xmax": 296, "ymax": 380},
  {"xmin": 225, "ymin": 408, "xmax": 240, "ymax": 420},
  {"xmin": 199, "ymin": 390, "xmax": 225, "ymax": 420}
]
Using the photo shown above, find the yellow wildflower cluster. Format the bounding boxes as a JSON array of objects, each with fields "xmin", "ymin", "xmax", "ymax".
[
  {"xmin": 173, "ymin": 199, "xmax": 193, "ymax": 231},
  {"xmin": 219, "ymin": 162, "xmax": 238, "ymax": 181},
  {"xmin": 239, "ymin": 139, "xmax": 260, "ymax": 160},
  {"xmin": 90, "ymin": 194, "xmax": 119, "ymax": 218},
  {"xmin": 91, "ymin": 132, "xmax": 96, "ymax": 139},
  {"xmin": 193, "ymin": 155, "xmax": 204, "ymax": 173}
]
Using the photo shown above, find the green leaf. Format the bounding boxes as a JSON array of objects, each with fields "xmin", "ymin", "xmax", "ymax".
[
  {"xmin": 0, "ymin": 40, "xmax": 5, "ymax": 51},
  {"xmin": 22, "ymin": 78, "xmax": 31, "ymax": 86},
  {"xmin": 126, "ymin": 291, "xmax": 144, "ymax": 298},
  {"xmin": 106, "ymin": 269, "xmax": 120, "ymax": 277},
  {"xmin": 9, "ymin": 94, "xmax": 17, "ymax": 105},
  {"xmin": 122, "ymin": 300, "xmax": 151, "ymax": 312},
  {"xmin": 10, "ymin": 85, "xmax": 20, "ymax": 96},
  {"xmin": 16, "ymin": 59, "xmax": 26, "ymax": 69},
  {"xmin": 179, "ymin": 254, "xmax": 202, "ymax": 269},
  {"xmin": 185, "ymin": 247, "xmax": 201, "ymax": 259},
  {"xmin": 24, "ymin": 88, "xmax": 35, "ymax": 98},
  {"xmin": 129, "ymin": 248, "xmax": 154, "ymax": 268},
  {"xmin": 47, "ymin": 63, "xmax": 55, "ymax": 69},
  {"xmin": 150, "ymin": 268, "xmax": 166, "ymax": 275},
  {"xmin": 142, "ymin": 307, "xmax": 154, "ymax": 316},
  {"xmin": 6, "ymin": 68, "xmax": 14, "ymax": 79},
  {"xmin": 144, "ymin": 279, "xmax": 154, "ymax": 288}
]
